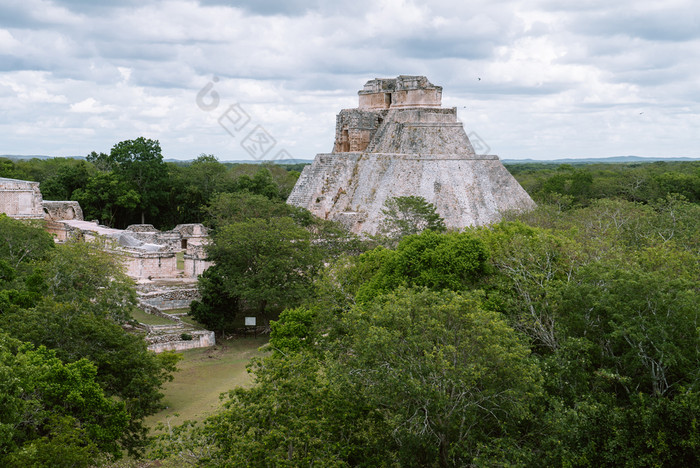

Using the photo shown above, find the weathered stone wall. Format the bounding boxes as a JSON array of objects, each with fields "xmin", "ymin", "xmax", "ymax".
[
  {"xmin": 390, "ymin": 87, "xmax": 442, "ymax": 108},
  {"xmin": 366, "ymin": 108, "xmax": 476, "ymax": 155},
  {"xmin": 54, "ymin": 220, "xmax": 211, "ymax": 281},
  {"xmin": 333, "ymin": 109, "xmax": 387, "ymax": 153},
  {"xmin": 123, "ymin": 250, "xmax": 178, "ymax": 279},
  {"xmin": 44, "ymin": 220, "xmax": 72, "ymax": 241},
  {"xmin": 125, "ymin": 225, "xmax": 169, "ymax": 247},
  {"xmin": 184, "ymin": 255, "xmax": 212, "ymax": 278},
  {"xmin": 174, "ymin": 224, "xmax": 208, "ymax": 238},
  {"xmin": 358, "ymin": 75, "xmax": 442, "ymax": 110},
  {"xmin": 147, "ymin": 330, "xmax": 216, "ymax": 353},
  {"xmin": 137, "ymin": 294, "xmax": 216, "ymax": 353},
  {"xmin": 125, "ymin": 224, "xmax": 159, "ymax": 233},
  {"xmin": 125, "ymin": 224, "xmax": 209, "ymax": 251},
  {"xmin": 183, "ymin": 240, "xmax": 211, "ymax": 277},
  {"xmin": 42, "ymin": 200, "xmax": 83, "ymax": 221},
  {"xmin": 137, "ymin": 298, "xmax": 183, "ymax": 320},
  {"xmin": 0, "ymin": 177, "xmax": 44, "ymax": 219},
  {"xmin": 140, "ymin": 288, "xmax": 200, "ymax": 310},
  {"xmin": 289, "ymin": 152, "xmax": 534, "ymax": 234}
]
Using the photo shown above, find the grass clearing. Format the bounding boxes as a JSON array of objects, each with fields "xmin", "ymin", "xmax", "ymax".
[
  {"xmin": 179, "ymin": 314, "xmax": 207, "ymax": 329},
  {"xmin": 146, "ymin": 336, "xmax": 269, "ymax": 430},
  {"xmin": 130, "ymin": 308, "xmax": 179, "ymax": 326}
]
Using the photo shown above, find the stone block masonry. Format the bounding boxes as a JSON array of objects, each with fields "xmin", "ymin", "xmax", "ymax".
[
  {"xmin": 287, "ymin": 75, "xmax": 535, "ymax": 235},
  {"xmin": 0, "ymin": 177, "xmax": 45, "ymax": 219},
  {"xmin": 147, "ymin": 330, "xmax": 216, "ymax": 353},
  {"xmin": 139, "ymin": 287, "xmax": 201, "ymax": 310}
]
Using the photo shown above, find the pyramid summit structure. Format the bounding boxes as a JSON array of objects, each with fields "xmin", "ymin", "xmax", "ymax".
[{"xmin": 287, "ymin": 75, "xmax": 535, "ymax": 234}]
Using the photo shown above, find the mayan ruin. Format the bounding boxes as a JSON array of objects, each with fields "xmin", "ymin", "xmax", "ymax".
[
  {"xmin": 288, "ymin": 75, "xmax": 536, "ymax": 234},
  {"xmin": 0, "ymin": 176, "xmax": 215, "ymax": 352}
]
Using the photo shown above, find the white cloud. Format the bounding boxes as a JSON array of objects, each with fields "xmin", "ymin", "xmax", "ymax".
[
  {"xmin": 70, "ymin": 97, "xmax": 114, "ymax": 113},
  {"xmin": 0, "ymin": 0, "xmax": 698, "ymax": 159},
  {"xmin": 0, "ymin": 29, "xmax": 22, "ymax": 53}
]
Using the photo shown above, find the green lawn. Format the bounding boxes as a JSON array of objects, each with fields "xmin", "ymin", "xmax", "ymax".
[
  {"xmin": 130, "ymin": 308, "xmax": 179, "ymax": 326},
  {"xmin": 146, "ymin": 336, "xmax": 269, "ymax": 430},
  {"xmin": 178, "ymin": 314, "xmax": 206, "ymax": 329}
]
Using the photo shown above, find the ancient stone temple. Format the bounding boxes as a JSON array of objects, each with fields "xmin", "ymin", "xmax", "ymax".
[{"xmin": 287, "ymin": 75, "xmax": 535, "ymax": 234}]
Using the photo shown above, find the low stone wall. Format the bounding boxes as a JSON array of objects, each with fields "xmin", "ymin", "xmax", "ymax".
[
  {"xmin": 147, "ymin": 330, "xmax": 216, "ymax": 353},
  {"xmin": 139, "ymin": 288, "xmax": 200, "ymax": 310}
]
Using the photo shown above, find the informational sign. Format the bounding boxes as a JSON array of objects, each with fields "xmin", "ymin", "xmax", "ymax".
[{"xmin": 245, "ymin": 317, "xmax": 256, "ymax": 327}]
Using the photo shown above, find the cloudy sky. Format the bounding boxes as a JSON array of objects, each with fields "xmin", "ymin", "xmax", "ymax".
[{"xmin": 1, "ymin": 0, "xmax": 698, "ymax": 161}]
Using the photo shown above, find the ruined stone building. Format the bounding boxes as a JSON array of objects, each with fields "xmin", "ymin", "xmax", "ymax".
[
  {"xmin": 287, "ymin": 75, "xmax": 535, "ymax": 234},
  {"xmin": 1, "ymin": 176, "xmax": 211, "ymax": 282},
  {"xmin": 1, "ymin": 176, "xmax": 215, "ymax": 351}
]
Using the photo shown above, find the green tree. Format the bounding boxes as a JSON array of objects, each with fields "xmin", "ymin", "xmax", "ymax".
[
  {"xmin": 341, "ymin": 288, "xmax": 542, "ymax": 467},
  {"xmin": 88, "ymin": 137, "xmax": 169, "ymax": 225},
  {"xmin": 168, "ymin": 154, "xmax": 234, "ymax": 225},
  {"xmin": 31, "ymin": 158, "xmax": 92, "ymax": 201},
  {"xmin": 213, "ymin": 216, "xmax": 320, "ymax": 315},
  {"xmin": 72, "ymin": 171, "xmax": 140, "ymax": 227},
  {"xmin": 0, "ymin": 219, "xmax": 179, "ymax": 455},
  {"xmin": 179, "ymin": 288, "xmax": 541, "ymax": 467},
  {"xmin": 0, "ymin": 333, "xmax": 130, "ymax": 466},
  {"xmin": 473, "ymin": 221, "xmax": 582, "ymax": 352},
  {"xmin": 378, "ymin": 195, "xmax": 446, "ymax": 242},
  {"xmin": 0, "ymin": 157, "xmax": 17, "ymax": 178},
  {"xmin": 0, "ymin": 214, "xmax": 54, "ymax": 269},
  {"xmin": 42, "ymin": 240, "xmax": 137, "ymax": 321},
  {"xmin": 189, "ymin": 265, "xmax": 241, "ymax": 334},
  {"xmin": 232, "ymin": 167, "xmax": 281, "ymax": 200},
  {"xmin": 205, "ymin": 191, "xmax": 292, "ymax": 231},
  {"xmin": 193, "ymin": 216, "xmax": 322, "ymax": 326},
  {"xmin": 0, "ymin": 302, "xmax": 180, "ymax": 455},
  {"xmin": 355, "ymin": 230, "xmax": 490, "ymax": 302}
]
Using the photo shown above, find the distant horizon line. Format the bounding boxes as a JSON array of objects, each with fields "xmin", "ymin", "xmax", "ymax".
[{"xmin": 2, "ymin": 154, "xmax": 699, "ymax": 164}]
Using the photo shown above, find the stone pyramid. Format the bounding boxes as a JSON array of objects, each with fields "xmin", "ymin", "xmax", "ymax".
[{"xmin": 287, "ymin": 75, "xmax": 535, "ymax": 234}]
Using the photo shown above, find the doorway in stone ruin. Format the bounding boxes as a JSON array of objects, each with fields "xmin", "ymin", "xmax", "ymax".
[
  {"xmin": 181, "ymin": 239, "xmax": 187, "ymax": 250},
  {"xmin": 384, "ymin": 93, "xmax": 392, "ymax": 107}
]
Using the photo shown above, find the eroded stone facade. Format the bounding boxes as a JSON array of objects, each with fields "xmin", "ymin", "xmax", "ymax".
[
  {"xmin": 57, "ymin": 220, "xmax": 212, "ymax": 282},
  {"xmin": 1, "ymin": 177, "xmax": 216, "ymax": 351},
  {"xmin": 0, "ymin": 177, "xmax": 44, "ymax": 219},
  {"xmin": 288, "ymin": 75, "xmax": 535, "ymax": 234},
  {"xmin": 1, "ymin": 178, "xmax": 212, "ymax": 283}
]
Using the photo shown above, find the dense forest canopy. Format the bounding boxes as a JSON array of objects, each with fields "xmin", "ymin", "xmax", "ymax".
[
  {"xmin": 1, "ymin": 140, "xmax": 699, "ymax": 466},
  {"xmin": 0, "ymin": 144, "xmax": 301, "ymax": 230}
]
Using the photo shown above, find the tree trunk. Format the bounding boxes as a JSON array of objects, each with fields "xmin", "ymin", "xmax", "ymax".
[
  {"xmin": 141, "ymin": 211, "xmax": 145, "ymax": 224},
  {"xmin": 439, "ymin": 436, "xmax": 449, "ymax": 468}
]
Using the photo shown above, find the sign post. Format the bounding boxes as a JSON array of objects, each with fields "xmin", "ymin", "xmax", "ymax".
[{"xmin": 244, "ymin": 317, "xmax": 257, "ymax": 337}]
